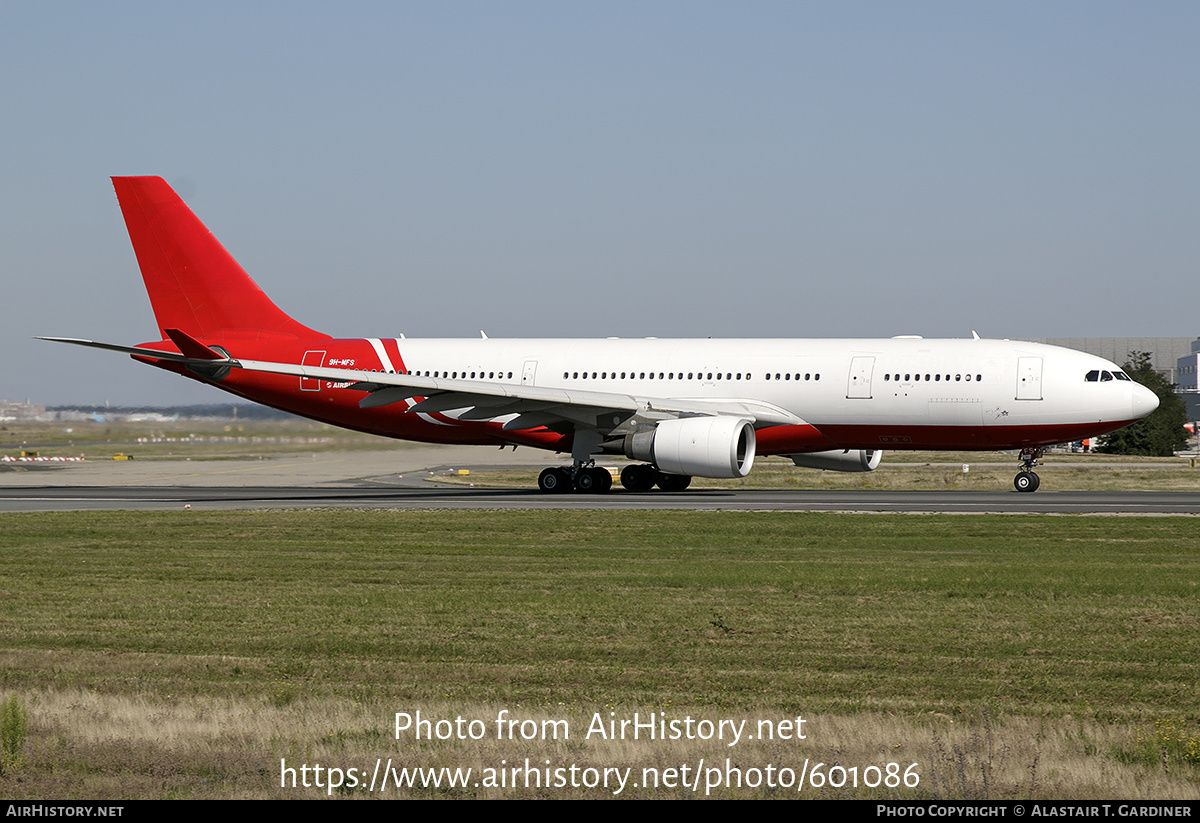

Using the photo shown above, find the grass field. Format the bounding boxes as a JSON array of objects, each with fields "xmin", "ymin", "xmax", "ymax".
[{"xmin": 1, "ymin": 510, "xmax": 1198, "ymax": 799}]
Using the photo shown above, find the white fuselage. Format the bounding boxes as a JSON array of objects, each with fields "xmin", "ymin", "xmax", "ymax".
[{"xmin": 360, "ymin": 336, "xmax": 1155, "ymax": 449}]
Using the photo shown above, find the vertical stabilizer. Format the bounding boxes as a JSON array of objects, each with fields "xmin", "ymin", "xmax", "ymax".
[{"xmin": 112, "ymin": 176, "xmax": 328, "ymax": 341}]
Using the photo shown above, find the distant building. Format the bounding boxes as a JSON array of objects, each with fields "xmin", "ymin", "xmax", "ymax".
[
  {"xmin": 1173, "ymin": 339, "xmax": 1200, "ymax": 424},
  {"xmin": 1176, "ymin": 338, "xmax": 1200, "ymax": 393},
  {"xmin": 0, "ymin": 400, "xmax": 48, "ymax": 421}
]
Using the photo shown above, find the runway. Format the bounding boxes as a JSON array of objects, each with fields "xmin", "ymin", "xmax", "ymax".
[
  {"xmin": 2, "ymin": 484, "xmax": 1200, "ymax": 513},
  {"xmin": 2, "ymin": 446, "xmax": 1197, "ymax": 513},
  {"xmin": 3, "ymin": 481, "xmax": 1199, "ymax": 514}
]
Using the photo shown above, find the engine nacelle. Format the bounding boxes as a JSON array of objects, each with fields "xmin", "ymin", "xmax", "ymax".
[
  {"xmin": 623, "ymin": 416, "xmax": 756, "ymax": 478},
  {"xmin": 788, "ymin": 449, "xmax": 883, "ymax": 473}
]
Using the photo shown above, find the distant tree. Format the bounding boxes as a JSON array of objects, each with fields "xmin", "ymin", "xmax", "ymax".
[{"xmin": 1097, "ymin": 351, "xmax": 1189, "ymax": 456}]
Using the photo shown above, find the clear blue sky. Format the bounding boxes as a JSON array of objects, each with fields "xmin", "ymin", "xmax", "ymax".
[{"xmin": 3, "ymin": 2, "xmax": 1197, "ymax": 405}]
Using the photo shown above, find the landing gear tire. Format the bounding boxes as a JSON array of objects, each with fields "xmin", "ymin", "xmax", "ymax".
[
  {"xmin": 1014, "ymin": 470, "xmax": 1040, "ymax": 493},
  {"xmin": 538, "ymin": 467, "xmax": 572, "ymax": 494},
  {"xmin": 595, "ymin": 468, "xmax": 613, "ymax": 493},
  {"xmin": 574, "ymin": 467, "xmax": 612, "ymax": 494},
  {"xmin": 620, "ymin": 464, "xmax": 659, "ymax": 492},
  {"xmin": 656, "ymin": 473, "xmax": 692, "ymax": 492},
  {"xmin": 1014, "ymin": 447, "xmax": 1044, "ymax": 493}
]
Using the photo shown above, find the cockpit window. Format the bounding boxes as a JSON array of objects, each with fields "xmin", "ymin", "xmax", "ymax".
[
  {"xmin": 1085, "ymin": 370, "xmax": 1100, "ymax": 382},
  {"xmin": 1101, "ymin": 371, "xmax": 1113, "ymax": 382},
  {"xmin": 1114, "ymin": 371, "xmax": 1132, "ymax": 381}
]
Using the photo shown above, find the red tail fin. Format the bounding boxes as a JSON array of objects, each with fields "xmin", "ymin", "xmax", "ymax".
[{"xmin": 112, "ymin": 177, "xmax": 328, "ymax": 342}]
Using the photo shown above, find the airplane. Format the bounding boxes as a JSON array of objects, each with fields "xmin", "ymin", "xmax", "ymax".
[{"xmin": 42, "ymin": 177, "xmax": 1160, "ymax": 494}]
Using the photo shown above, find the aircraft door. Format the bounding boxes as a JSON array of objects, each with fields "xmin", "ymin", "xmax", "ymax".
[
  {"xmin": 847, "ymin": 356, "xmax": 875, "ymax": 399},
  {"xmin": 522, "ymin": 360, "xmax": 538, "ymax": 386},
  {"xmin": 1016, "ymin": 357, "xmax": 1043, "ymax": 400},
  {"xmin": 301, "ymin": 350, "xmax": 327, "ymax": 392}
]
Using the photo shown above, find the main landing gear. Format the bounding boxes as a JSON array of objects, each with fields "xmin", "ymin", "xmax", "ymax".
[
  {"xmin": 620, "ymin": 464, "xmax": 691, "ymax": 492},
  {"xmin": 1014, "ymin": 447, "xmax": 1044, "ymax": 493},
  {"xmin": 536, "ymin": 463, "xmax": 692, "ymax": 494},
  {"xmin": 538, "ymin": 465, "xmax": 612, "ymax": 494},
  {"xmin": 536, "ymin": 430, "xmax": 693, "ymax": 494}
]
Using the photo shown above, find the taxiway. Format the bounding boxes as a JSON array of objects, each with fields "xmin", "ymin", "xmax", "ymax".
[{"xmin": 0, "ymin": 447, "xmax": 1196, "ymax": 514}]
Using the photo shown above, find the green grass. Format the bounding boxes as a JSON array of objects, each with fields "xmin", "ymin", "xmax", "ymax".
[
  {"xmin": 2, "ymin": 510, "xmax": 1197, "ymax": 710},
  {"xmin": 1, "ymin": 510, "xmax": 1198, "ymax": 798},
  {"xmin": 0, "ymin": 694, "xmax": 28, "ymax": 774}
]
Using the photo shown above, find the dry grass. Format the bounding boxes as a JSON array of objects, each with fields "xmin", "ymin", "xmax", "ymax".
[
  {"xmin": 0, "ymin": 419, "xmax": 402, "ymax": 460},
  {"xmin": 4, "ymin": 692, "xmax": 1197, "ymax": 799}
]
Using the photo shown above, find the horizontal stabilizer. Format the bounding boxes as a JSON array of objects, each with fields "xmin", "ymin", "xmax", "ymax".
[
  {"xmin": 35, "ymin": 336, "xmax": 229, "ymax": 365},
  {"xmin": 164, "ymin": 328, "xmax": 227, "ymax": 360}
]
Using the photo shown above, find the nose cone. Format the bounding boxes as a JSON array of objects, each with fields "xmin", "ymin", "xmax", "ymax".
[{"xmin": 1132, "ymin": 384, "xmax": 1159, "ymax": 420}]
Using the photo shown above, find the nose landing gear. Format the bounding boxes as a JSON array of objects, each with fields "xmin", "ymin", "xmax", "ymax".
[{"xmin": 1014, "ymin": 447, "xmax": 1044, "ymax": 492}]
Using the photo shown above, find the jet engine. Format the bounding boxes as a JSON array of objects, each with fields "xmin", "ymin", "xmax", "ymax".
[
  {"xmin": 621, "ymin": 416, "xmax": 756, "ymax": 478},
  {"xmin": 788, "ymin": 449, "xmax": 883, "ymax": 472}
]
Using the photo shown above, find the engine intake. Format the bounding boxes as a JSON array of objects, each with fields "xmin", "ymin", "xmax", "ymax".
[{"xmin": 623, "ymin": 416, "xmax": 756, "ymax": 478}]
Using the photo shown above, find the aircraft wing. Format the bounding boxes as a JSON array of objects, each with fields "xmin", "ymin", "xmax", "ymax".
[{"xmin": 38, "ymin": 335, "xmax": 805, "ymax": 434}]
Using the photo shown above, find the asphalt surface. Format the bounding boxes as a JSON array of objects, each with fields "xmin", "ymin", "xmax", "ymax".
[
  {"xmin": 2, "ymin": 485, "xmax": 1199, "ymax": 513},
  {"xmin": 0, "ymin": 446, "xmax": 1197, "ymax": 513}
]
